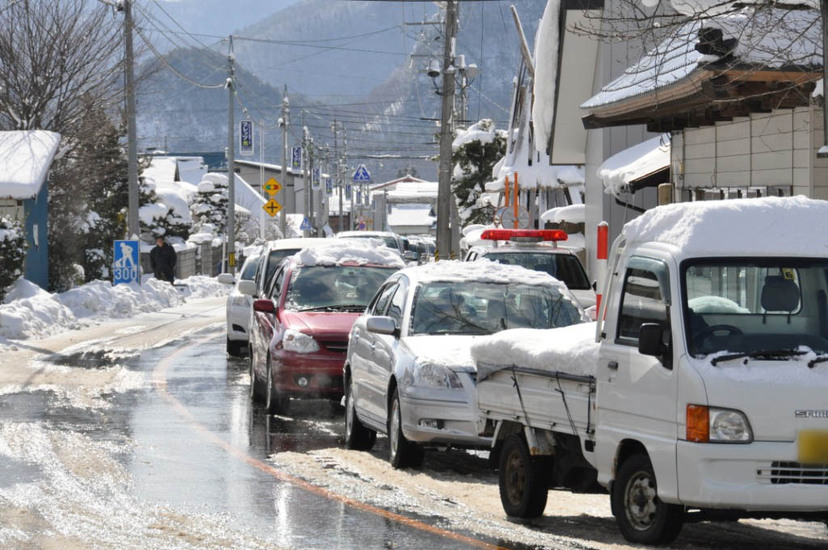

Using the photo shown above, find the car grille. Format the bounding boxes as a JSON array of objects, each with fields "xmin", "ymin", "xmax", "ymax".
[
  {"xmin": 757, "ymin": 461, "xmax": 828, "ymax": 485},
  {"xmin": 320, "ymin": 340, "xmax": 348, "ymax": 353}
]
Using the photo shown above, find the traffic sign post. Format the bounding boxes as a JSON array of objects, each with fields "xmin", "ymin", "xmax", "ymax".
[
  {"xmin": 113, "ymin": 240, "xmax": 140, "ymax": 285},
  {"xmin": 263, "ymin": 199, "xmax": 282, "ymax": 217},
  {"xmin": 353, "ymin": 164, "xmax": 371, "ymax": 182},
  {"xmin": 263, "ymin": 177, "xmax": 282, "ymax": 196}
]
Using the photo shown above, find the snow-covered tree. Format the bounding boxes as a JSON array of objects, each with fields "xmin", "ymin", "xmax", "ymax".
[
  {"xmin": 0, "ymin": 218, "xmax": 26, "ymax": 301},
  {"xmin": 190, "ymin": 176, "xmax": 229, "ymax": 235},
  {"xmin": 451, "ymin": 119, "xmax": 507, "ymax": 226}
]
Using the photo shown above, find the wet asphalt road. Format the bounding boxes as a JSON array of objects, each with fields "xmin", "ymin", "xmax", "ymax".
[{"xmin": 0, "ymin": 321, "xmax": 500, "ymax": 549}]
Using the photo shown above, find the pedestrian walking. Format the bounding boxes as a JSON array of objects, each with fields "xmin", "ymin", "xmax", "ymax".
[{"xmin": 150, "ymin": 236, "xmax": 177, "ymax": 283}]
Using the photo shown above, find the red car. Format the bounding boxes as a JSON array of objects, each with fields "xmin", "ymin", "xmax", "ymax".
[{"xmin": 248, "ymin": 242, "xmax": 404, "ymax": 413}]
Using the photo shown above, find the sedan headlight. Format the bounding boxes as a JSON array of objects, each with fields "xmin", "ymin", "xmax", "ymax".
[
  {"xmin": 687, "ymin": 404, "xmax": 753, "ymax": 443},
  {"xmin": 412, "ymin": 362, "xmax": 463, "ymax": 389},
  {"xmin": 281, "ymin": 328, "xmax": 320, "ymax": 353}
]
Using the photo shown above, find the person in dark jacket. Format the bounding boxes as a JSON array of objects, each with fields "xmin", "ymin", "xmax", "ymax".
[{"xmin": 150, "ymin": 236, "xmax": 177, "ymax": 283}]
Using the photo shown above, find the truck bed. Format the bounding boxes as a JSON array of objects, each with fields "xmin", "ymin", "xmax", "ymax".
[{"xmin": 477, "ymin": 362, "xmax": 596, "ymax": 438}]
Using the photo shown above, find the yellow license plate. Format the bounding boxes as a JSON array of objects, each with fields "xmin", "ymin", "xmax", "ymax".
[{"xmin": 798, "ymin": 430, "xmax": 828, "ymax": 464}]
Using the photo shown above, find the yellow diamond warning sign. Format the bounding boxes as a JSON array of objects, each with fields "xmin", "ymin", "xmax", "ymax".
[
  {"xmin": 263, "ymin": 198, "xmax": 282, "ymax": 217},
  {"xmin": 263, "ymin": 178, "xmax": 282, "ymax": 196}
]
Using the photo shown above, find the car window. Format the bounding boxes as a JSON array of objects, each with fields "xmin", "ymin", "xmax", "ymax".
[
  {"xmin": 264, "ymin": 248, "xmax": 300, "ymax": 291},
  {"xmin": 240, "ymin": 256, "xmax": 260, "ymax": 280},
  {"xmin": 387, "ymin": 279, "xmax": 409, "ymax": 326},
  {"xmin": 370, "ymin": 283, "xmax": 397, "ymax": 316},
  {"xmin": 616, "ymin": 259, "xmax": 670, "ymax": 346},
  {"xmin": 485, "ymin": 252, "xmax": 591, "ymax": 290},
  {"xmin": 286, "ymin": 265, "xmax": 396, "ymax": 312},
  {"xmin": 267, "ymin": 264, "xmax": 286, "ymax": 299}
]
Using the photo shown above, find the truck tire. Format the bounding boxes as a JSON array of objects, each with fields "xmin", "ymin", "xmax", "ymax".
[
  {"xmin": 344, "ymin": 373, "xmax": 376, "ymax": 450},
  {"xmin": 388, "ymin": 389, "xmax": 424, "ymax": 469},
  {"xmin": 498, "ymin": 434, "xmax": 548, "ymax": 518},
  {"xmin": 612, "ymin": 453, "xmax": 684, "ymax": 545}
]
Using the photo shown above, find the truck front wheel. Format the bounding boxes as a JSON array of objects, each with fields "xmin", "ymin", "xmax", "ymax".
[
  {"xmin": 612, "ymin": 453, "xmax": 684, "ymax": 544},
  {"xmin": 498, "ymin": 434, "xmax": 548, "ymax": 518}
]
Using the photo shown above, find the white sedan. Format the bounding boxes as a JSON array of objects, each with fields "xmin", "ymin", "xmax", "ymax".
[
  {"xmin": 343, "ymin": 260, "xmax": 588, "ymax": 468},
  {"xmin": 220, "ymin": 253, "xmax": 261, "ymax": 356}
]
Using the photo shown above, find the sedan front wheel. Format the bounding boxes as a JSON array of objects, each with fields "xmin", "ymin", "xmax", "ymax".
[{"xmin": 388, "ymin": 389, "xmax": 423, "ymax": 469}]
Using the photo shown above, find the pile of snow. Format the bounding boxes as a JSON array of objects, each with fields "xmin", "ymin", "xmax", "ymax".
[
  {"xmin": 0, "ymin": 276, "xmax": 229, "ymax": 344},
  {"xmin": 472, "ymin": 322, "xmax": 599, "ymax": 378},
  {"xmin": 402, "ymin": 259, "xmax": 569, "ymax": 290},
  {"xmin": 621, "ymin": 196, "xmax": 828, "ymax": 256},
  {"xmin": 540, "ymin": 204, "xmax": 586, "ymax": 224},
  {"xmin": 452, "ymin": 119, "xmax": 500, "ymax": 150},
  {"xmin": 295, "ymin": 241, "xmax": 405, "ymax": 268},
  {"xmin": 597, "ymin": 135, "xmax": 670, "ymax": 197}
]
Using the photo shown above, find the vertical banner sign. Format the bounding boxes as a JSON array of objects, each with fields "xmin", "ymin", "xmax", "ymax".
[
  {"xmin": 356, "ymin": 189, "xmax": 362, "ymax": 204},
  {"xmin": 291, "ymin": 146, "xmax": 302, "ymax": 170},
  {"xmin": 113, "ymin": 240, "xmax": 140, "ymax": 285},
  {"xmin": 312, "ymin": 168, "xmax": 321, "ymax": 191},
  {"xmin": 325, "ymin": 176, "xmax": 332, "ymax": 196},
  {"xmin": 239, "ymin": 120, "xmax": 254, "ymax": 156},
  {"xmin": 345, "ymin": 183, "xmax": 352, "ymax": 197}
]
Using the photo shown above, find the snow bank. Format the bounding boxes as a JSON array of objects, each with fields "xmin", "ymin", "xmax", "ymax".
[
  {"xmin": 403, "ymin": 259, "xmax": 569, "ymax": 290},
  {"xmin": 621, "ymin": 196, "xmax": 828, "ymax": 256},
  {"xmin": 295, "ymin": 241, "xmax": 405, "ymax": 268},
  {"xmin": 0, "ymin": 276, "xmax": 230, "ymax": 344},
  {"xmin": 472, "ymin": 322, "xmax": 599, "ymax": 378}
]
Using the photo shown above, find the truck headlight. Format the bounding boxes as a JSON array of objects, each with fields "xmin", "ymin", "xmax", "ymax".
[
  {"xmin": 413, "ymin": 362, "xmax": 463, "ymax": 389},
  {"xmin": 687, "ymin": 404, "xmax": 753, "ymax": 443},
  {"xmin": 282, "ymin": 328, "xmax": 320, "ymax": 353}
]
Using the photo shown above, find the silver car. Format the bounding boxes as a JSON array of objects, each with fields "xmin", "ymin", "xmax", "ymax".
[{"xmin": 343, "ymin": 260, "xmax": 588, "ymax": 468}]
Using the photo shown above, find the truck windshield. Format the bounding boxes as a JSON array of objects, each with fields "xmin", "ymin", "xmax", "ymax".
[{"xmin": 683, "ymin": 259, "xmax": 828, "ymax": 358}]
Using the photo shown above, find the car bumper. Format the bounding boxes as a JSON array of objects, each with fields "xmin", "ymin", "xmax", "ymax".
[
  {"xmin": 677, "ymin": 440, "xmax": 828, "ymax": 512},
  {"xmin": 399, "ymin": 387, "xmax": 490, "ymax": 448},
  {"xmin": 226, "ymin": 303, "xmax": 250, "ymax": 342},
  {"xmin": 272, "ymin": 350, "xmax": 345, "ymax": 399}
]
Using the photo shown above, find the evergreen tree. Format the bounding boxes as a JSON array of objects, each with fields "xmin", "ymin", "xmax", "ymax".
[
  {"xmin": 451, "ymin": 119, "xmax": 506, "ymax": 227},
  {"xmin": 0, "ymin": 218, "xmax": 26, "ymax": 300}
]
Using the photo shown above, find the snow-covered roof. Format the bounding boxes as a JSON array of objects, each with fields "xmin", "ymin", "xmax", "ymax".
[
  {"xmin": 487, "ymin": 164, "xmax": 584, "ymax": 192},
  {"xmin": 383, "ymin": 181, "xmax": 438, "ymax": 201},
  {"xmin": 142, "ymin": 157, "xmax": 179, "ymax": 183},
  {"xmin": 582, "ymin": 7, "xmax": 821, "ymax": 110},
  {"xmin": 597, "ymin": 135, "xmax": 670, "ymax": 196},
  {"xmin": 295, "ymin": 241, "xmax": 405, "ymax": 268},
  {"xmin": 0, "ymin": 131, "xmax": 61, "ymax": 200},
  {"xmin": 471, "ymin": 322, "xmax": 599, "ymax": 379},
  {"xmin": 401, "ymin": 259, "xmax": 569, "ymax": 289},
  {"xmin": 540, "ymin": 204, "xmax": 585, "ymax": 224},
  {"xmin": 621, "ymin": 196, "xmax": 828, "ymax": 257},
  {"xmin": 387, "ymin": 204, "xmax": 435, "ymax": 228}
]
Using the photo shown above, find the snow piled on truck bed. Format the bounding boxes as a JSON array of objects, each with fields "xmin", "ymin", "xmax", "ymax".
[
  {"xmin": 471, "ymin": 322, "xmax": 599, "ymax": 378},
  {"xmin": 622, "ymin": 196, "xmax": 828, "ymax": 256}
]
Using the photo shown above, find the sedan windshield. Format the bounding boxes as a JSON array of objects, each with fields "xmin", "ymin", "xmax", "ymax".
[
  {"xmin": 684, "ymin": 259, "xmax": 828, "ymax": 358},
  {"xmin": 485, "ymin": 252, "xmax": 591, "ymax": 290},
  {"xmin": 410, "ymin": 281, "xmax": 585, "ymax": 335},
  {"xmin": 286, "ymin": 265, "xmax": 395, "ymax": 312}
]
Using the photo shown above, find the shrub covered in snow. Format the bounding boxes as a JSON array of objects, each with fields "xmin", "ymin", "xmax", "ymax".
[
  {"xmin": 0, "ymin": 218, "xmax": 26, "ymax": 301},
  {"xmin": 451, "ymin": 119, "xmax": 506, "ymax": 226}
]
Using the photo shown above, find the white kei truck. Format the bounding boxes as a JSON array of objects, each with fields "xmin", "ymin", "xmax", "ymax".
[{"xmin": 473, "ymin": 197, "xmax": 828, "ymax": 545}]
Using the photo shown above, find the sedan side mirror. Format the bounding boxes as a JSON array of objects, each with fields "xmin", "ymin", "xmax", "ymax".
[
  {"xmin": 253, "ymin": 299, "xmax": 276, "ymax": 314},
  {"xmin": 403, "ymin": 250, "xmax": 418, "ymax": 261},
  {"xmin": 366, "ymin": 316, "xmax": 398, "ymax": 337}
]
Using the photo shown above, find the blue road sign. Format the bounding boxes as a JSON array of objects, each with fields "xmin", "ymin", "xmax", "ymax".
[
  {"xmin": 240, "ymin": 120, "xmax": 254, "ymax": 156},
  {"xmin": 312, "ymin": 167, "xmax": 321, "ymax": 191},
  {"xmin": 113, "ymin": 240, "xmax": 140, "ymax": 285},
  {"xmin": 291, "ymin": 146, "xmax": 302, "ymax": 170},
  {"xmin": 353, "ymin": 164, "xmax": 371, "ymax": 182},
  {"xmin": 300, "ymin": 217, "xmax": 312, "ymax": 231}
]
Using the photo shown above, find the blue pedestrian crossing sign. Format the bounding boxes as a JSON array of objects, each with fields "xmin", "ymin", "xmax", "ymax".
[
  {"xmin": 113, "ymin": 240, "xmax": 140, "ymax": 285},
  {"xmin": 353, "ymin": 164, "xmax": 371, "ymax": 182},
  {"xmin": 300, "ymin": 217, "xmax": 312, "ymax": 231}
]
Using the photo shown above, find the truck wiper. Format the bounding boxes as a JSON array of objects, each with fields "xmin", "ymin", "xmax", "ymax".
[
  {"xmin": 711, "ymin": 348, "xmax": 807, "ymax": 366},
  {"xmin": 807, "ymin": 355, "xmax": 828, "ymax": 369}
]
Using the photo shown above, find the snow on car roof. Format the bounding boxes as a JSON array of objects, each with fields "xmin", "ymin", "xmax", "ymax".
[
  {"xmin": 622, "ymin": 196, "xmax": 828, "ymax": 257},
  {"xmin": 472, "ymin": 322, "xmax": 599, "ymax": 379},
  {"xmin": 403, "ymin": 259, "xmax": 569, "ymax": 290},
  {"xmin": 294, "ymin": 240, "xmax": 405, "ymax": 268}
]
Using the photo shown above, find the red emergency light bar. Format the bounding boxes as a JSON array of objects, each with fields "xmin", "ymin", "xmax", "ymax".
[{"xmin": 480, "ymin": 229, "xmax": 568, "ymax": 243}]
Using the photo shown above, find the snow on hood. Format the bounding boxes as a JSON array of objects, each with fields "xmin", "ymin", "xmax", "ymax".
[
  {"xmin": 621, "ymin": 196, "xmax": 828, "ymax": 257},
  {"xmin": 404, "ymin": 335, "xmax": 478, "ymax": 371},
  {"xmin": 295, "ymin": 240, "xmax": 405, "ymax": 268},
  {"xmin": 472, "ymin": 322, "xmax": 599, "ymax": 379},
  {"xmin": 402, "ymin": 259, "xmax": 569, "ymax": 291}
]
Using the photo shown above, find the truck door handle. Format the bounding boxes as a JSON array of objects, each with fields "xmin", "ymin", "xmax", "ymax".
[{"xmin": 608, "ymin": 360, "xmax": 618, "ymax": 370}]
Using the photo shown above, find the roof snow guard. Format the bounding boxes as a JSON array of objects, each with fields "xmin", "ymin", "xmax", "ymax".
[
  {"xmin": 0, "ymin": 131, "xmax": 61, "ymax": 200},
  {"xmin": 581, "ymin": 6, "xmax": 822, "ymax": 133}
]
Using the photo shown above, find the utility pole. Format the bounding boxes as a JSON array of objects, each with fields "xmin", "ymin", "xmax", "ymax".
[
  {"xmin": 436, "ymin": 0, "xmax": 458, "ymax": 261},
  {"xmin": 332, "ymin": 119, "xmax": 344, "ymax": 233},
  {"xmin": 123, "ymin": 0, "xmax": 139, "ymax": 240},
  {"xmin": 226, "ymin": 36, "xmax": 236, "ymax": 275},
  {"xmin": 280, "ymin": 88, "xmax": 289, "ymax": 236},
  {"xmin": 302, "ymin": 114, "xmax": 311, "ymax": 238}
]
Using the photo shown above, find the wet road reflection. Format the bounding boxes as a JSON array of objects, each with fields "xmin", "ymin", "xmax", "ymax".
[{"xmin": 130, "ymin": 326, "xmax": 497, "ymax": 549}]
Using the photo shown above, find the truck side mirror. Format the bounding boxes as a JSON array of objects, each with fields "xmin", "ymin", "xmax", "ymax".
[{"xmin": 638, "ymin": 323, "xmax": 673, "ymax": 369}]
